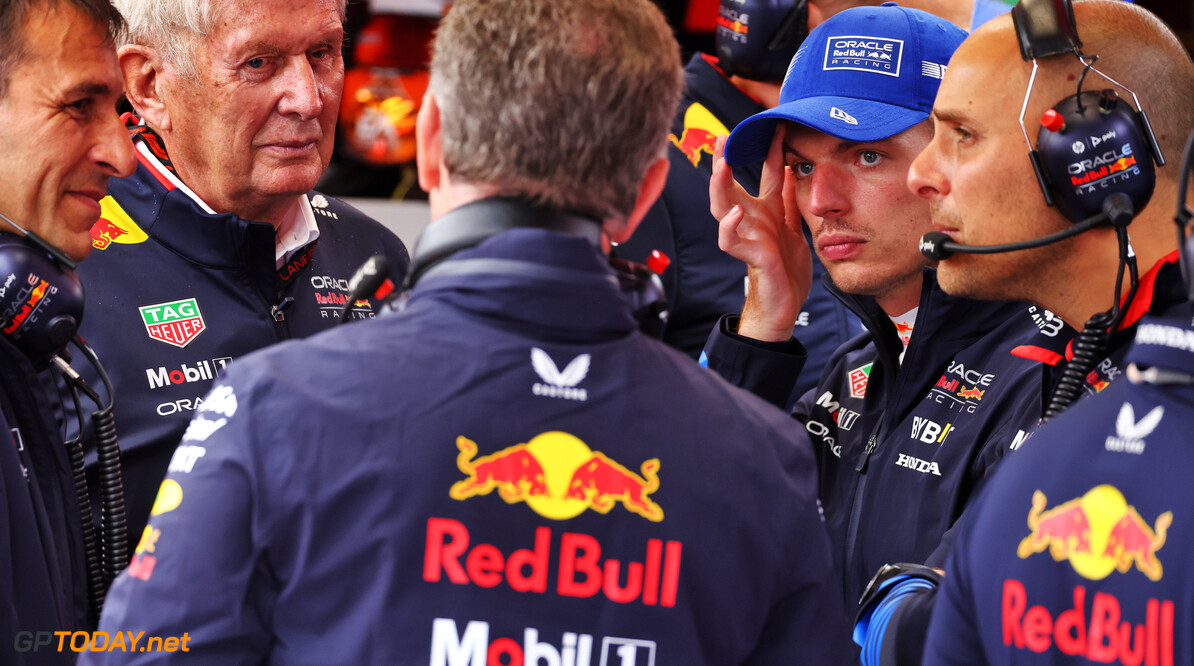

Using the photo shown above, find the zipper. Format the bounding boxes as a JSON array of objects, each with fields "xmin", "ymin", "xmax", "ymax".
[{"xmin": 844, "ymin": 411, "xmax": 884, "ymax": 596}]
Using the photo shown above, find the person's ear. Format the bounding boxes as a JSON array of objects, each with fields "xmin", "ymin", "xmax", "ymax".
[{"xmin": 119, "ymin": 45, "xmax": 172, "ymax": 131}]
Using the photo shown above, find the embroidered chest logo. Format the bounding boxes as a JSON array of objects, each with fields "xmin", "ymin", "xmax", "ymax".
[
  {"xmin": 848, "ymin": 362, "xmax": 872, "ymax": 399},
  {"xmin": 309, "ymin": 194, "xmax": 338, "ymax": 219},
  {"xmin": 1105, "ymin": 403, "xmax": 1162, "ymax": 455},
  {"xmin": 928, "ymin": 360, "xmax": 995, "ymax": 414},
  {"xmin": 531, "ymin": 348, "xmax": 590, "ymax": 401},
  {"xmin": 91, "ymin": 197, "xmax": 148, "ymax": 250},
  {"xmin": 139, "ymin": 298, "xmax": 206, "ymax": 348}
]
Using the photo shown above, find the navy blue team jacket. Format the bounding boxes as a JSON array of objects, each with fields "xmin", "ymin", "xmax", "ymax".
[
  {"xmin": 864, "ymin": 252, "xmax": 1192, "ymax": 666},
  {"xmin": 66, "ymin": 129, "xmax": 410, "ymax": 556},
  {"xmin": 924, "ymin": 304, "xmax": 1194, "ymax": 665},
  {"xmin": 615, "ymin": 53, "xmax": 857, "ymax": 401},
  {"xmin": 1, "ymin": 336, "xmax": 88, "ymax": 665},
  {"xmin": 704, "ymin": 268, "xmax": 1070, "ymax": 608},
  {"xmin": 88, "ymin": 206, "xmax": 849, "ymax": 665}
]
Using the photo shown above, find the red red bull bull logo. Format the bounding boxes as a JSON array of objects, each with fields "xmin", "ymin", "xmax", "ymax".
[
  {"xmin": 2, "ymin": 277, "xmax": 48, "ymax": 335},
  {"xmin": 956, "ymin": 386, "xmax": 985, "ymax": 401},
  {"xmin": 129, "ymin": 479, "xmax": 183, "ymax": 581},
  {"xmin": 668, "ymin": 103, "xmax": 729, "ymax": 167},
  {"xmin": 1018, "ymin": 485, "xmax": 1171, "ymax": 582},
  {"xmin": 91, "ymin": 197, "xmax": 148, "ymax": 250},
  {"xmin": 451, "ymin": 433, "xmax": 663, "ymax": 522},
  {"xmin": 1002, "ymin": 580, "xmax": 1174, "ymax": 665}
]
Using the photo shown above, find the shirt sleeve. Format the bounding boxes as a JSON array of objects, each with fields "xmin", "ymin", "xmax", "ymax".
[
  {"xmin": 701, "ymin": 315, "xmax": 808, "ymax": 409},
  {"xmin": 922, "ymin": 513, "xmax": 986, "ymax": 665},
  {"xmin": 82, "ymin": 380, "xmax": 270, "ymax": 665}
]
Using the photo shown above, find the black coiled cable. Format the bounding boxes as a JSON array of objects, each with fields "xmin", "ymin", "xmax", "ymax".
[
  {"xmin": 53, "ymin": 335, "xmax": 127, "ymax": 620},
  {"xmin": 91, "ymin": 408, "xmax": 127, "ymax": 583},
  {"xmin": 1043, "ymin": 225, "xmax": 1139, "ymax": 421},
  {"xmin": 63, "ymin": 383, "xmax": 104, "ymax": 626},
  {"xmin": 1043, "ymin": 310, "xmax": 1113, "ymax": 420}
]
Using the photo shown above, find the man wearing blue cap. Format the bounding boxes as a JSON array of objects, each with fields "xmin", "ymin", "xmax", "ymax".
[{"xmin": 701, "ymin": 3, "xmax": 1071, "ymax": 659}]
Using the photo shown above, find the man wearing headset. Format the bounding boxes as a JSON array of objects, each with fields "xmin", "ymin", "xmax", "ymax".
[
  {"xmin": 915, "ymin": 5, "xmax": 1194, "ymax": 661},
  {"xmin": 702, "ymin": 2, "xmax": 1071, "ymax": 642},
  {"xmin": 0, "ymin": 0, "xmax": 135, "ymax": 660},
  {"xmin": 852, "ymin": 2, "xmax": 1194, "ymax": 663},
  {"xmin": 63, "ymin": 0, "xmax": 411, "ymax": 557},
  {"xmin": 617, "ymin": 0, "xmax": 1010, "ymax": 401},
  {"xmin": 88, "ymin": 1, "xmax": 849, "ymax": 663}
]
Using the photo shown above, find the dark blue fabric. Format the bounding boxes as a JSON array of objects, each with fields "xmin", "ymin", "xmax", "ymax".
[
  {"xmin": 1, "ymin": 336, "xmax": 87, "ymax": 665},
  {"xmin": 89, "ymin": 222, "xmax": 850, "ymax": 665},
  {"xmin": 705, "ymin": 268, "xmax": 1071, "ymax": 611},
  {"xmin": 925, "ymin": 303, "xmax": 1194, "ymax": 665},
  {"xmin": 615, "ymin": 53, "xmax": 858, "ymax": 402},
  {"xmin": 64, "ymin": 160, "xmax": 410, "ymax": 557}
]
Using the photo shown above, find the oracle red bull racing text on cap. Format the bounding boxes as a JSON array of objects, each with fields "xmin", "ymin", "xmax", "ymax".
[{"xmin": 723, "ymin": 2, "xmax": 968, "ymax": 165}]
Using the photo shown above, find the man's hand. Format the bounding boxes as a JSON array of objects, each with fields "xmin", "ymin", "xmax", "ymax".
[{"xmin": 710, "ymin": 127, "xmax": 813, "ymax": 342}]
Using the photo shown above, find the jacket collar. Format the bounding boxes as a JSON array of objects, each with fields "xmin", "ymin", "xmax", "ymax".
[{"xmin": 408, "ymin": 226, "xmax": 638, "ymax": 343}]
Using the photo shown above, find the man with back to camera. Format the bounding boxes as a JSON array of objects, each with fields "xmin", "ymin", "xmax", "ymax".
[
  {"xmin": 853, "ymin": 1, "xmax": 1194, "ymax": 663},
  {"xmin": 86, "ymin": 0, "xmax": 850, "ymax": 663},
  {"xmin": 0, "ymin": 0, "xmax": 135, "ymax": 660},
  {"xmin": 914, "ymin": 6, "xmax": 1194, "ymax": 658},
  {"xmin": 699, "ymin": 1, "xmax": 1078, "ymax": 646},
  {"xmin": 64, "ymin": 0, "xmax": 411, "ymax": 556}
]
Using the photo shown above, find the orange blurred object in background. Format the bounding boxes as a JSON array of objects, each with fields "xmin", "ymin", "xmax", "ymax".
[{"xmin": 339, "ymin": 13, "xmax": 436, "ymax": 165}]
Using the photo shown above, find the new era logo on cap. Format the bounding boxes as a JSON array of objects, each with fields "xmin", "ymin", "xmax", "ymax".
[
  {"xmin": 823, "ymin": 35, "xmax": 903, "ymax": 77},
  {"xmin": 831, "ymin": 107, "xmax": 858, "ymax": 125}
]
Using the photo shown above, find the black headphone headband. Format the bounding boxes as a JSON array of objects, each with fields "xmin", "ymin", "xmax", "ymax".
[{"xmin": 406, "ymin": 197, "xmax": 603, "ymax": 287}]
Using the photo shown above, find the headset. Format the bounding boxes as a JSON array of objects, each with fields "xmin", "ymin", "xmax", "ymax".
[
  {"xmin": 917, "ymin": 0, "xmax": 1167, "ymax": 420},
  {"xmin": 715, "ymin": 0, "xmax": 809, "ymax": 82},
  {"xmin": 919, "ymin": 0, "xmax": 1165, "ymax": 262},
  {"xmin": 1177, "ymin": 128, "xmax": 1194, "ymax": 302},
  {"xmin": 372, "ymin": 197, "xmax": 670, "ymax": 338},
  {"xmin": 0, "ymin": 210, "xmax": 127, "ymax": 623}
]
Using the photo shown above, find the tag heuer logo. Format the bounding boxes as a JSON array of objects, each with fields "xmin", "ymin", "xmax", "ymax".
[
  {"xmin": 849, "ymin": 362, "xmax": 872, "ymax": 399},
  {"xmin": 139, "ymin": 298, "xmax": 206, "ymax": 348}
]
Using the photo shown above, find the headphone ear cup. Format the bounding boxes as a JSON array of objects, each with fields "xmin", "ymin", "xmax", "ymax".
[
  {"xmin": 1035, "ymin": 90, "xmax": 1156, "ymax": 223},
  {"xmin": 0, "ymin": 235, "xmax": 84, "ymax": 369}
]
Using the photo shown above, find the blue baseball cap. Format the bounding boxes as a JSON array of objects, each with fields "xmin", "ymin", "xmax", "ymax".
[{"xmin": 724, "ymin": 2, "xmax": 968, "ymax": 165}]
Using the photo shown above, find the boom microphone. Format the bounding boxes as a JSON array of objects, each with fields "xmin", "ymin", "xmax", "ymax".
[
  {"xmin": 919, "ymin": 192, "xmax": 1135, "ymax": 261},
  {"xmin": 338, "ymin": 255, "xmax": 394, "ymax": 324}
]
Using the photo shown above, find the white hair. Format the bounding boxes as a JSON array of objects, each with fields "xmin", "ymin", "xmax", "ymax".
[{"xmin": 111, "ymin": 0, "xmax": 346, "ymax": 79}]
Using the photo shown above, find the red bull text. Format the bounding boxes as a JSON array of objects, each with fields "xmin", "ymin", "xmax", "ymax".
[
  {"xmin": 424, "ymin": 518, "xmax": 682, "ymax": 607},
  {"xmin": 1003, "ymin": 580, "xmax": 1174, "ymax": 665}
]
